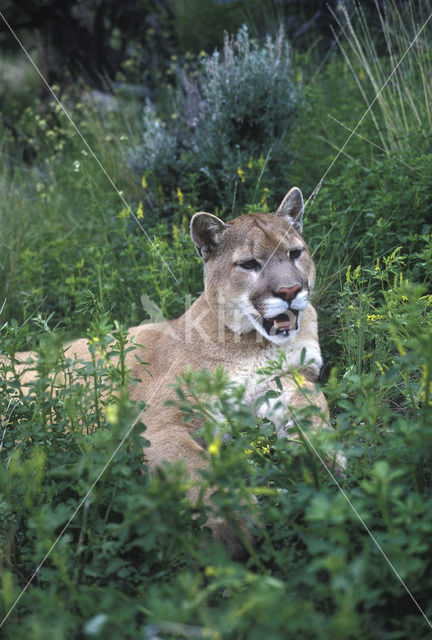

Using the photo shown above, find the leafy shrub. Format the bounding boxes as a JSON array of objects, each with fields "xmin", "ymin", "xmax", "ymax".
[
  {"xmin": 185, "ymin": 25, "xmax": 299, "ymax": 203},
  {"xmin": 130, "ymin": 102, "xmax": 177, "ymax": 183},
  {"xmin": 131, "ymin": 25, "xmax": 300, "ymax": 212}
]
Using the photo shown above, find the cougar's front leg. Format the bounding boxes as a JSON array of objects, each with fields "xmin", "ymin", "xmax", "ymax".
[
  {"xmin": 255, "ymin": 374, "xmax": 328, "ymax": 435},
  {"xmin": 142, "ymin": 406, "xmax": 207, "ymax": 489},
  {"xmin": 142, "ymin": 406, "xmax": 253, "ymax": 556},
  {"xmin": 255, "ymin": 375, "xmax": 345, "ymax": 471}
]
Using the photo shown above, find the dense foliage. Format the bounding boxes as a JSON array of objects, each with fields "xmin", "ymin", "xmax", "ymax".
[{"xmin": 1, "ymin": 2, "xmax": 432, "ymax": 638}]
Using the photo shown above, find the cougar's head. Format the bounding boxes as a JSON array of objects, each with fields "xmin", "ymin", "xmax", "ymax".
[{"xmin": 190, "ymin": 187, "xmax": 315, "ymax": 344}]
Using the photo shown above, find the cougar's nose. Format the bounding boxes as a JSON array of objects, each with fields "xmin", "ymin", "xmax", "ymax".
[{"xmin": 276, "ymin": 285, "xmax": 301, "ymax": 301}]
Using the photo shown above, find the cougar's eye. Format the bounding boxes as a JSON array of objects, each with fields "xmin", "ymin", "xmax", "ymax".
[
  {"xmin": 238, "ymin": 258, "xmax": 261, "ymax": 270},
  {"xmin": 289, "ymin": 249, "xmax": 302, "ymax": 260}
]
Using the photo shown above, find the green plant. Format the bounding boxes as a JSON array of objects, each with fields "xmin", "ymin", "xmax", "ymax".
[
  {"xmin": 331, "ymin": 0, "xmax": 432, "ymax": 154},
  {"xmin": 131, "ymin": 25, "xmax": 300, "ymax": 213}
]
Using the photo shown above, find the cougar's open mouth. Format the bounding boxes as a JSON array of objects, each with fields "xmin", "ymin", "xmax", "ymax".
[{"xmin": 262, "ymin": 309, "xmax": 299, "ymax": 337}]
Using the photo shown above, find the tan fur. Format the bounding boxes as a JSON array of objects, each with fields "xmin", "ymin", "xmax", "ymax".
[{"xmin": 9, "ymin": 188, "xmax": 336, "ymax": 554}]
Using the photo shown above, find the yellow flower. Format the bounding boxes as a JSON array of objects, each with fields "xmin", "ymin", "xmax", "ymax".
[
  {"xmin": 105, "ymin": 403, "xmax": 119, "ymax": 425},
  {"xmin": 260, "ymin": 187, "xmax": 269, "ymax": 206},
  {"xmin": 176, "ymin": 187, "xmax": 184, "ymax": 207},
  {"xmin": 292, "ymin": 370, "xmax": 307, "ymax": 388},
  {"xmin": 249, "ymin": 437, "xmax": 271, "ymax": 454},
  {"xmin": 346, "ymin": 265, "xmax": 351, "ymax": 282},
  {"xmin": 420, "ymin": 294, "xmax": 432, "ymax": 306},
  {"xmin": 137, "ymin": 201, "xmax": 144, "ymax": 219},
  {"xmin": 237, "ymin": 167, "xmax": 245, "ymax": 183},
  {"xmin": 208, "ymin": 437, "xmax": 221, "ymax": 456},
  {"xmin": 141, "ymin": 175, "xmax": 148, "ymax": 189},
  {"xmin": 375, "ymin": 361, "xmax": 386, "ymax": 375},
  {"xmin": 395, "ymin": 341, "xmax": 406, "ymax": 357},
  {"xmin": 420, "ymin": 365, "xmax": 432, "ymax": 405},
  {"xmin": 346, "ymin": 264, "xmax": 360, "ymax": 282}
]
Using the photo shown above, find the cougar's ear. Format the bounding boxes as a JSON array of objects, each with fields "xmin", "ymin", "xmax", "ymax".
[
  {"xmin": 275, "ymin": 187, "xmax": 304, "ymax": 234},
  {"xmin": 190, "ymin": 212, "xmax": 228, "ymax": 260}
]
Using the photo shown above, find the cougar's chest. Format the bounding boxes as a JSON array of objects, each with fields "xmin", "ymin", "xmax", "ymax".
[
  {"xmin": 230, "ymin": 331, "xmax": 322, "ymax": 409},
  {"xmin": 229, "ymin": 343, "xmax": 286, "ymax": 408}
]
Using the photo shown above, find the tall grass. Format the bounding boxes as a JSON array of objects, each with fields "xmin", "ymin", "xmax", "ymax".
[{"xmin": 330, "ymin": 0, "xmax": 432, "ymax": 153}]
